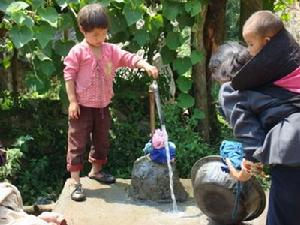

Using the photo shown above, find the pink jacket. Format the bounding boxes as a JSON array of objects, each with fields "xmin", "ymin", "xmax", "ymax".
[
  {"xmin": 274, "ymin": 67, "xmax": 300, "ymax": 93},
  {"xmin": 64, "ymin": 40, "xmax": 141, "ymax": 108}
]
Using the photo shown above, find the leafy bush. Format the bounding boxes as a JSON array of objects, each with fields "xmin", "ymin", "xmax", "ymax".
[
  {"xmin": 0, "ymin": 147, "xmax": 23, "ymax": 181},
  {"xmin": 162, "ymin": 103, "xmax": 218, "ymax": 177},
  {"xmin": 0, "ymin": 95, "xmax": 68, "ymax": 204}
]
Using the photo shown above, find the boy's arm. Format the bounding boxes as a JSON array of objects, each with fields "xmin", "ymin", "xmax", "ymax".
[{"xmin": 65, "ymin": 80, "xmax": 80, "ymax": 119}]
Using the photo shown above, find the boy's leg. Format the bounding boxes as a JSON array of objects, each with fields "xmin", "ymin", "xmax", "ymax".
[
  {"xmin": 266, "ymin": 166, "xmax": 300, "ymax": 225},
  {"xmin": 88, "ymin": 107, "xmax": 115, "ymax": 184},
  {"xmin": 67, "ymin": 106, "xmax": 92, "ymax": 201}
]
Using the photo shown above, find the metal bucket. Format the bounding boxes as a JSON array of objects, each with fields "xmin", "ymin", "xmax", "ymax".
[{"xmin": 191, "ymin": 155, "xmax": 266, "ymax": 224}]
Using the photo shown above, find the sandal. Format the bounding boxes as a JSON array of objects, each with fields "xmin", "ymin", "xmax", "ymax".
[
  {"xmin": 88, "ymin": 171, "xmax": 116, "ymax": 184},
  {"xmin": 70, "ymin": 183, "xmax": 86, "ymax": 201}
]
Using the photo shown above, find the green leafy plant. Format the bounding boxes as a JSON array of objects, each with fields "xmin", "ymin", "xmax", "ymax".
[{"xmin": 0, "ymin": 148, "xmax": 23, "ymax": 181}]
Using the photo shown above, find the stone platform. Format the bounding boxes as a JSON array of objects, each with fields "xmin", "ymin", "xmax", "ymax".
[{"xmin": 53, "ymin": 178, "xmax": 267, "ymax": 225}]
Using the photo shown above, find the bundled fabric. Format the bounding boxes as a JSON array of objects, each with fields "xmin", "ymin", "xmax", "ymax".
[
  {"xmin": 151, "ymin": 129, "xmax": 166, "ymax": 149},
  {"xmin": 142, "ymin": 129, "xmax": 176, "ymax": 164},
  {"xmin": 220, "ymin": 140, "xmax": 244, "ymax": 170},
  {"xmin": 150, "ymin": 142, "xmax": 176, "ymax": 164}
]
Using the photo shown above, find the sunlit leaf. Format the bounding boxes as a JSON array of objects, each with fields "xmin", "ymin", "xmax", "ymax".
[
  {"xmin": 177, "ymin": 93, "xmax": 195, "ymax": 108},
  {"xmin": 36, "ymin": 59, "xmax": 56, "ymax": 76},
  {"xmin": 0, "ymin": 0, "xmax": 11, "ymax": 11},
  {"xmin": 9, "ymin": 26, "xmax": 33, "ymax": 48},
  {"xmin": 33, "ymin": 24, "xmax": 56, "ymax": 48},
  {"xmin": 54, "ymin": 40, "xmax": 75, "ymax": 56},
  {"xmin": 176, "ymin": 76, "xmax": 192, "ymax": 93},
  {"xmin": 32, "ymin": 0, "xmax": 44, "ymax": 10},
  {"xmin": 109, "ymin": 12, "xmax": 127, "ymax": 34},
  {"xmin": 123, "ymin": 5, "xmax": 143, "ymax": 26},
  {"xmin": 160, "ymin": 46, "xmax": 176, "ymax": 64},
  {"xmin": 193, "ymin": 108, "xmax": 206, "ymax": 120},
  {"xmin": 185, "ymin": 0, "xmax": 202, "ymax": 17},
  {"xmin": 191, "ymin": 50, "xmax": 204, "ymax": 65},
  {"xmin": 133, "ymin": 29, "xmax": 150, "ymax": 46},
  {"xmin": 6, "ymin": 2, "xmax": 29, "ymax": 14},
  {"xmin": 38, "ymin": 7, "xmax": 59, "ymax": 27},
  {"xmin": 162, "ymin": 1, "xmax": 181, "ymax": 20},
  {"xmin": 58, "ymin": 13, "xmax": 75, "ymax": 30},
  {"xmin": 25, "ymin": 72, "xmax": 47, "ymax": 93},
  {"xmin": 165, "ymin": 32, "xmax": 183, "ymax": 50},
  {"xmin": 173, "ymin": 57, "xmax": 192, "ymax": 75}
]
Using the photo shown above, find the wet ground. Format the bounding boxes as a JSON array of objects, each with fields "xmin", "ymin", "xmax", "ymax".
[{"xmin": 54, "ymin": 178, "xmax": 267, "ymax": 225}]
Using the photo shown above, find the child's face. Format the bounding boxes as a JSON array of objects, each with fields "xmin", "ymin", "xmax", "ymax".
[
  {"xmin": 81, "ymin": 27, "xmax": 108, "ymax": 47},
  {"xmin": 243, "ymin": 30, "xmax": 269, "ymax": 57}
]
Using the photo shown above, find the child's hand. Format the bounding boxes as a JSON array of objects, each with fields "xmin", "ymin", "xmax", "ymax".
[
  {"xmin": 136, "ymin": 60, "xmax": 159, "ymax": 79},
  {"xmin": 226, "ymin": 158, "xmax": 252, "ymax": 182},
  {"xmin": 243, "ymin": 160, "xmax": 264, "ymax": 176},
  {"xmin": 68, "ymin": 102, "xmax": 80, "ymax": 119},
  {"xmin": 145, "ymin": 64, "xmax": 159, "ymax": 79}
]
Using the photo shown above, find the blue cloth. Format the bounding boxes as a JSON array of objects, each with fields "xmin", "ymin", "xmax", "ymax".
[
  {"xmin": 150, "ymin": 142, "xmax": 176, "ymax": 164},
  {"xmin": 143, "ymin": 142, "xmax": 152, "ymax": 154},
  {"xmin": 220, "ymin": 140, "xmax": 244, "ymax": 170}
]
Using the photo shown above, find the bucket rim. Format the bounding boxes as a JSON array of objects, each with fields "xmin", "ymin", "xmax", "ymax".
[{"xmin": 191, "ymin": 155, "xmax": 266, "ymax": 220}]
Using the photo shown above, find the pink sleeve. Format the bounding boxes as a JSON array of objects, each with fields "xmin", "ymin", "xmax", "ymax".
[
  {"xmin": 63, "ymin": 47, "xmax": 80, "ymax": 81},
  {"xmin": 111, "ymin": 44, "xmax": 141, "ymax": 68}
]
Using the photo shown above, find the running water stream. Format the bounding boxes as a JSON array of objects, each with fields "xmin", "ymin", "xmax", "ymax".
[{"xmin": 150, "ymin": 80, "xmax": 178, "ymax": 213}]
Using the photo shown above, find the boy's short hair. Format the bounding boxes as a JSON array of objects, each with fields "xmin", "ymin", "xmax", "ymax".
[
  {"xmin": 243, "ymin": 10, "xmax": 284, "ymax": 37},
  {"xmin": 209, "ymin": 42, "xmax": 251, "ymax": 83},
  {"xmin": 78, "ymin": 3, "xmax": 109, "ymax": 32}
]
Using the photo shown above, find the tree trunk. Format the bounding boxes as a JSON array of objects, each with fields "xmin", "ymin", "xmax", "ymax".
[
  {"xmin": 240, "ymin": 0, "xmax": 263, "ymax": 37},
  {"xmin": 191, "ymin": 6, "xmax": 209, "ymax": 141},
  {"xmin": 192, "ymin": 1, "xmax": 227, "ymax": 142}
]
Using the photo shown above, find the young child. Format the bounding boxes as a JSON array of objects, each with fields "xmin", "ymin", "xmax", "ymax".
[
  {"xmin": 231, "ymin": 10, "xmax": 300, "ymax": 92},
  {"xmin": 63, "ymin": 3, "xmax": 158, "ymax": 201},
  {"xmin": 210, "ymin": 42, "xmax": 300, "ymax": 225}
]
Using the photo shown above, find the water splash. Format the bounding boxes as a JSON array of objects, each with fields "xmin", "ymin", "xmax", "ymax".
[{"xmin": 150, "ymin": 80, "xmax": 178, "ymax": 213}]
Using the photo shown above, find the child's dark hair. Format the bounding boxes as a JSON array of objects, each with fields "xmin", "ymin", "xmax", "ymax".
[
  {"xmin": 77, "ymin": 3, "xmax": 109, "ymax": 32},
  {"xmin": 209, "ymin": 42, "xmax": 251, "ymax": 83}
]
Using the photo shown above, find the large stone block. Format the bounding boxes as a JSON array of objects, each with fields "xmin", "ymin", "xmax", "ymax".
[{"xmin": 129, "ymin": 155, "xmax": 188, "ymax": 202}]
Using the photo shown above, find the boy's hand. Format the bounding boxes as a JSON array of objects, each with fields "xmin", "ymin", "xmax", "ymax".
[
  {"xmin": 226, "ymin": 158, "xmax": 252, "ymax": 182},
  {"xmin": 68, "ymin": 102, "xmax": 80, "ymax": 119}
]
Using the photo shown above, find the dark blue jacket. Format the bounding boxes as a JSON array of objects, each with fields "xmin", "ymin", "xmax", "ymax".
[{"xmin": 219, "ymin": 83, "xmax": 300, "ymax": 166}]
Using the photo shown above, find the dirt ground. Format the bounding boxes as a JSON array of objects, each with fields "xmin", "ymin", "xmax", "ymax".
[{"xmin": 53, "ymin": 178, "xmax": 267, "ymax": 225}]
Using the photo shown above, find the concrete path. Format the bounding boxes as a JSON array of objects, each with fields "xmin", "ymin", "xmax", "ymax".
[{"xmin": 54, "ymin": 178, "xmax": 267, "ymax": 225}]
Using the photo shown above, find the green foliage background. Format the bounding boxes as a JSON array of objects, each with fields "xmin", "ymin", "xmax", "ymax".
[{"xmin": 0, "ymin": 0, "xmax": 290, "ymax": 204}]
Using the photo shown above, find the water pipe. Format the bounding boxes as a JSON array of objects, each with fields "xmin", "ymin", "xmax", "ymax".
[{"xmin": 149, "ymin": 80, "xmax": 165, "ymax": 127}]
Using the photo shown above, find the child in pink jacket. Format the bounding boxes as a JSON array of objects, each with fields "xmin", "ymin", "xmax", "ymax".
[{"xmin": 63, "ymin": 3, "xmax": 158, "ymax": 201}]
